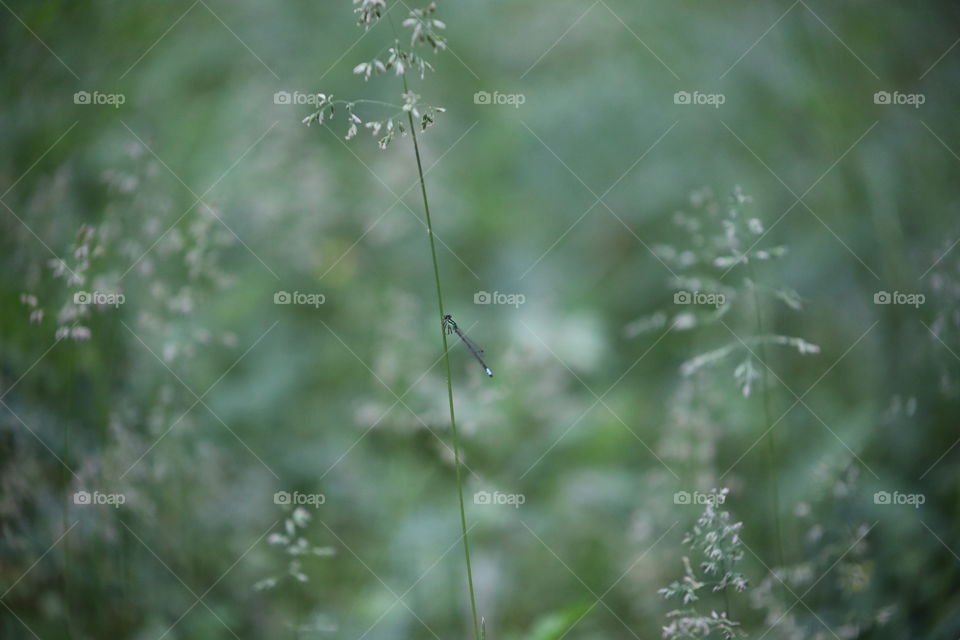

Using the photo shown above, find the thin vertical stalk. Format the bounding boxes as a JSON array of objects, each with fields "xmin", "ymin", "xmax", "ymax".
[
  {"xmin": 403, "ymin": 86, "xmax": 481, "ymax": 640},
  {"xmin": 720, "ymin": 558, "xmax": 731, "ymax": 620},
  {"xmin": 748, "ymin": 265, "xmax": 785, "ymax": 574},
  {"xmin": 64, "ymin": 346, "xmax": 74, "ymax": 639}
]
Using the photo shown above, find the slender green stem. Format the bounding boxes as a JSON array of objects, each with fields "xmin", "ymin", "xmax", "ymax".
[
  {"xmin": 748, "ymin": 266, "xmax": 785, "ymax": 575},
  {"xmin": 383, "ymin": 10, "xmax": 480, "ymax": 635},
  {"xmin": 403, "ymin": 86, "xmax": 481, "ymax": 640}
]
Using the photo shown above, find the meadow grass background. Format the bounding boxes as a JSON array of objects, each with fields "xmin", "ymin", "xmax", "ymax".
[{"xmin": 2, "ymin": 0, "xmax": 960, "ymax": 638}]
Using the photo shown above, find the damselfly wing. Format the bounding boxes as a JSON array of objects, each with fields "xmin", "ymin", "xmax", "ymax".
[{"xmin": 442, "ymin": 314, "xmax": 493, "ymax": 377}]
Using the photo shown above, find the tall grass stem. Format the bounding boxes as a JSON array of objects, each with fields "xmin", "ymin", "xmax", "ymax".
[
  {"xmin": 404, "ymin": 84, "xmax": 481, "ymax": 640},
  {"xmin": 748, "ymin": 264, "xmax": 785, "ymax": 574}
]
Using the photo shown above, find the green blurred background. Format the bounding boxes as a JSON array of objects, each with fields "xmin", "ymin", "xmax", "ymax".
[{"xmin": 2, "ymin": 0, "xmax": 959, "ymax": 638}]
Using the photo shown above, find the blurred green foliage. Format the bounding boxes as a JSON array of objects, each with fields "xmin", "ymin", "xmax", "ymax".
[{"xmin": 2, "ymin": 0, "xmax": 960, "ymax": 638}]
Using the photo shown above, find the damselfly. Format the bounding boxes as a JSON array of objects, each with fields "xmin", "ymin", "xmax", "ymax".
[{"xmin": 442, "ymin": 314, "xmax": 493, "ymax": 377}]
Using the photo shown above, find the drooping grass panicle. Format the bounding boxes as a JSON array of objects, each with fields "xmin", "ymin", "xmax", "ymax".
[{"xmin": 658, "ymin": 489, "xmax": 748, "ymax": 640}]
